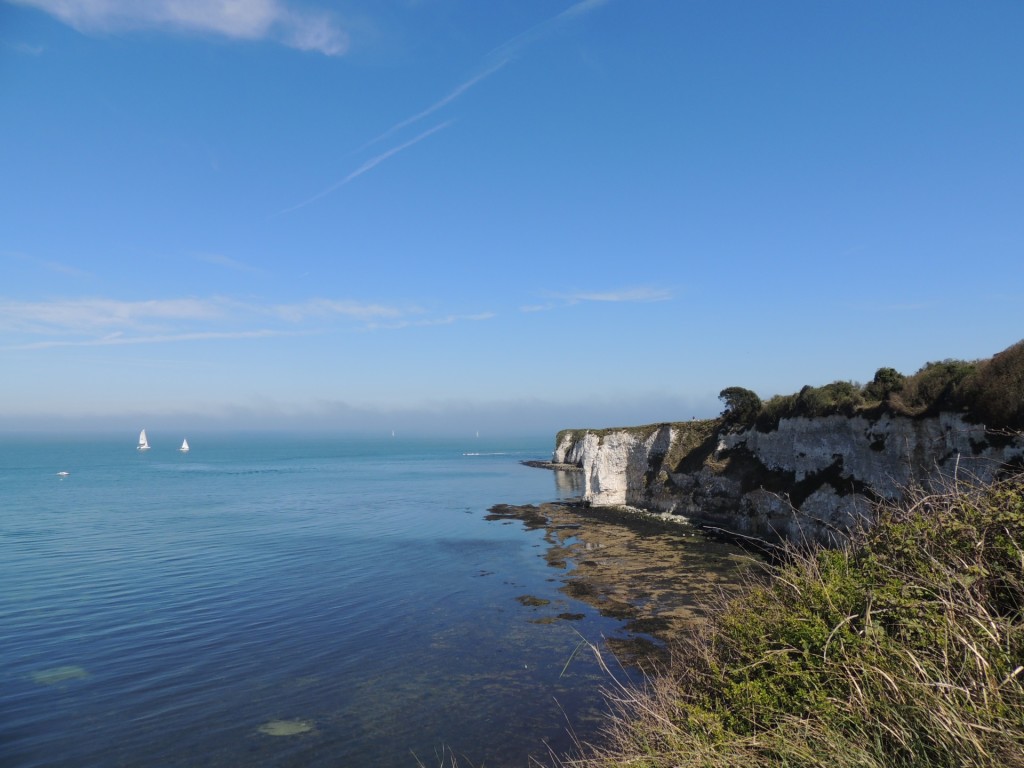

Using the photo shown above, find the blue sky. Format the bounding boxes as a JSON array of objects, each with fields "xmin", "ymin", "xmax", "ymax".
[{"xmin": 1, "ymin": 1, "xmax": 1022, "ymax": 436}]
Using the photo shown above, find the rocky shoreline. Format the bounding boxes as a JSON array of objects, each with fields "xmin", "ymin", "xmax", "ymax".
[
  {"xmin": 485, "ymin": 499, "xmax": 755, "ymax": 666},
  {"xmin": 520, "ymin": 459, "xmax": 581, "ymax": 472}
]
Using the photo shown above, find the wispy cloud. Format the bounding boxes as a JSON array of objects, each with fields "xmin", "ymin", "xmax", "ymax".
[
  {"xmin": 365, "ymin": 312, "xmax": 495, "ymax": 331},
  {"xmin": 2, "ymin": 39, "xmax": 45, "ymax": 55},
  {"xmin": 3, "ymin": 249, "xmax": 93, "ymax": 279},
  {"xmin": 14, "ymin": 329, "xmax": 295, "ymax": 351},
  {"xmin": 37, "ymin": 259, "xmax": 91, "ymax": 279},
  {"xmin": 194, "ymin": 252, "xmax": 268, "ymax": 278},
  {"xmin": 0, "ymin": 295, "xmax": 492, "ymax": 349},
  {"xmin": 561, "ymin": 287, "xmax": 672, "ymax": 303},
  {"xmin": 521, "ymin": 286, "xmax": 672, "ymax": 312},
  {"xmin": 0, "ymin": 297, "xmax": 227, "ymax": 335},
  {"xmin": 277, "ymin": 120, "xmax": 453, "ymax": 215},
  {"xmin": 268, "ymin": 298, "xmax": 406, "ymax": 323},
  {"xmin": 9, "ymin": 0, "xmax": 347, "ymax": 55}
]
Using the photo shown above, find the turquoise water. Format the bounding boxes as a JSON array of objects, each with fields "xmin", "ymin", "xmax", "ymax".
[{"xmin": 0, "ymin": 434, "xmax": 667, "ymax": 766}]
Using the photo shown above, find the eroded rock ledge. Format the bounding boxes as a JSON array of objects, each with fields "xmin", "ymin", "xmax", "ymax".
[{"xmin": 551, "ymin": 414, "xmax": 1024, "ymax": 544}]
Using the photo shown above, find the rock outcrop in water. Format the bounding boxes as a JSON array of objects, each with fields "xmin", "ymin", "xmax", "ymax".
[{"xmin": 552, "ymin": 413, "xmax": 1024, "ymax": 544}]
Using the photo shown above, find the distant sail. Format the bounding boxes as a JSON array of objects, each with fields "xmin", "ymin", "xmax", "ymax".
[
  {"xmin": 137, "ymin": 429, "xmax": 151, "ymax": 451},
  {"xmin": 179, "ymin": 438, "xmax": 190, "ymax": 453}
]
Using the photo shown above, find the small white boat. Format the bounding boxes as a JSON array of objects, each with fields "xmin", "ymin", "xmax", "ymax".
[
  {"xmin": 179, "ymin": 438, "xmax": 190, "ymax": 453},
  {"xmin": 56, "ymin": 471, "xmax": 69, "ymax": 477},
  {"xmin": 137, "ymin": 429, "xmax": 151, "ymax": 451}
]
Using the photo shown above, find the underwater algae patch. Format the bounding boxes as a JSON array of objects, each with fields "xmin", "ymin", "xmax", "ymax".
[
  {"xmin": 31, "ymin": 665, "xmax": 89, "ymax": 685},
  {"xmin": 258, "ymin": 719, "xmax": 315, "ymax": 736}
]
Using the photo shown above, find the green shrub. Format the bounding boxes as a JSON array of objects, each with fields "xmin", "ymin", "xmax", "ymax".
[
  {"xmin": 737, "ymin": 341, "xmax": 1023, "ymax": 430},
  {"xmin": 754, "ymin": 381, "xmax": 868, "ymax": 421},
  {"xmin": 751, "ymin": 382, "xmax": 867, "ymax": 427},
  {"xmin": 755, "ymin": 393, "xmax": 799, "ymax": 431},
  {"xmin": 895, "ymin": 359, "xmax": 978, "ymax": 415},
  {"xmin": 799, "ymin": 381, "xmax": 865, "ymax": 417},
  {"xmin": 964, "ymin": 340, "xmax": 1024, "ymax": 429}
]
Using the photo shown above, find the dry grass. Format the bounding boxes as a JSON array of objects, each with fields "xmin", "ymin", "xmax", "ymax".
[{"xmin": 557, "ymin": 472, "xmax": 1024, "ymax": 767}]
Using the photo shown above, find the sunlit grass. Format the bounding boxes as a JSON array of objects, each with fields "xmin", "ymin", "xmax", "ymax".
[{"xmin": 560, "ymin": 470, "xmax": 1024, "ymax": 767}]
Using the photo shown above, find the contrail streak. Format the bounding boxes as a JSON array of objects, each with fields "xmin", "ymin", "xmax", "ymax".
[
  {"xmin": 359, "ymin": 59, "xmax": 509, "ymax": 153},
  {"xmin": 276, "ymin": 120, "xmax": 452, "ymax": 215},
  {"xmin": 278, "ymin": 0, "xmax": 611, "ymax": 215}
]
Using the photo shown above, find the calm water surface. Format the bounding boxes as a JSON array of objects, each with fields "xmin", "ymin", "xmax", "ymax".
[{"xmin": 0, "ymin": 434, "xmax": 732, "ymax": 767}]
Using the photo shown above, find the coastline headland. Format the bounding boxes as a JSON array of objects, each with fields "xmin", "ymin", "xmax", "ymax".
[
  {"xmin": 548, "ymin": 413, "xmax": 1024, "ymax": 545},
  {"xmin": 518, "ymin": 343, "xmax": 1024, "ymax": 767},
  {"xmin": 543, "ymin": 341, "xmax": 1024, "ymax": 545}
]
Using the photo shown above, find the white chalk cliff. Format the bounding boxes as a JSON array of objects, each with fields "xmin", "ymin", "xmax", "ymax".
[{"xmin": 553, "ymin": 414, "xmax": 1024, "ymax": 543}]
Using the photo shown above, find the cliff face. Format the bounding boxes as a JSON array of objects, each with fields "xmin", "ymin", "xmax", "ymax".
[{"xmin": 553, "ymin": 414, "xmax": 1024, "ymax": 543}]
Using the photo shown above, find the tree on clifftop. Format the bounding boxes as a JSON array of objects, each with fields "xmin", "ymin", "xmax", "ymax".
[
  {"xmin": 719, "ymin": 386, "xmax": 762, "ymax": 425},
  {"xmin": 864, "ymin": 366, "xmax": 905, "ymax": 401}
]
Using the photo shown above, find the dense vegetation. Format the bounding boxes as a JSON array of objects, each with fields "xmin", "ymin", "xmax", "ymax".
[
  {"xmin": 565, "ymin": 472, "xmax": 1024, "ymax": 767},
  {"xmin": 717, "ymin": 339, "xmax": 1024, "ymax": 432}
]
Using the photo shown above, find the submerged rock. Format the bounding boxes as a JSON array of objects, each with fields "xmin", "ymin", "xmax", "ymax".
[
  {"xmin": 31, "ymin": 665, "xmax": 88, "ymax": 685},
  {"xmin": 258, "ymin": 719, "xmax": 314, "ymax": 736}
]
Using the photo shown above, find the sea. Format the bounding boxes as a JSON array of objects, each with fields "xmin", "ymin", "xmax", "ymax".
[{"xmin": 1, "ymin": 434, "xmax": 741, "ymax": 767}]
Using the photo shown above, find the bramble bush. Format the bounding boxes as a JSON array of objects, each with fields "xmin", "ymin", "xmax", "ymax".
[{"xmin": 891, "ymin": 358, "xmax": 978, "ymax": 416}]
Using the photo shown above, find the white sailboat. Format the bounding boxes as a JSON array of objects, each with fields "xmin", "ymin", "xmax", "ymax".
[
  {"xmin": 137, "ymin": 429, "xmax": 151, "ymax": 451},
  {"xmin": 179, "ymin": 438, "xmax": 190, "ymax": 453}
]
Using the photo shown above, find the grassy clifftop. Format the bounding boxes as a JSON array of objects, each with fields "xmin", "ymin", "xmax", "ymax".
[{"xmin": 567, "ymin": 472, "xmax": 1024, "ymax": 768}]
